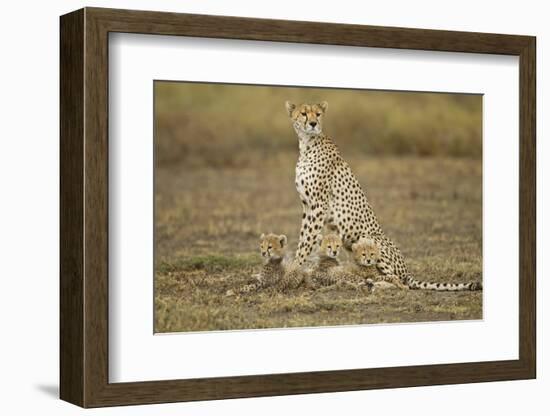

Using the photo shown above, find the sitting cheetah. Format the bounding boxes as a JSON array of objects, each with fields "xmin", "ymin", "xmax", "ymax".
[
  {"xmin": 285, "ymin": 100, "xmax": 481, "ymax": 292},
  {"xmin": 226, "ymin": 233, "xmax": 287, "ymax": 296},
  {"xmin": 353, "ymin": 236, "xmax": 482, "ymax": 291}
]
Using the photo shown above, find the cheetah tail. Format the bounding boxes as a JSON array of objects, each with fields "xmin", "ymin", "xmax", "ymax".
[{"xmin": 405, "ymin": 277, "xmax": 482, "ymax": 292}]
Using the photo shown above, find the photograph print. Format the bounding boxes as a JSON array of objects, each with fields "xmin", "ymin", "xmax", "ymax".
[{"xmin": 154, "ymin": 81, "xmax": 483, "ymax": 333}]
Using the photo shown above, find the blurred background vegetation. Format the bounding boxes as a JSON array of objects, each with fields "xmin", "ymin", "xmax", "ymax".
[{"xmin": 155, "ymin": 81, "xmax": 481, "ymax": 168}]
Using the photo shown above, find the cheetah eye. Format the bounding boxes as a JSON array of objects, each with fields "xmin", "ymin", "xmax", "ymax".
[
  {"xmin": 268, "ymin": 245, "xmax": 272, "ymax": 250},
  {"xmin": 301, "ymin": 112, "xmax": 307, "ymax": 116},
  {"xmin": 370, "ymin": 253, "xmax": 375, "ymax": 257},
  {"xmin": 316, "ymin": 113, "xmax": 321, "ymax": 116},
  {"xmin": 327, "ymin": 246, "xmax": 331, "ymax": 250}
]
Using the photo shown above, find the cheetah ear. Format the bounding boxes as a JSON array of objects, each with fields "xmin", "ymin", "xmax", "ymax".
[
  {"xmin": 279, "ymin": 235, "xmax": 288, "ymax": 247},
  {"xmin": 285, "ymin": 101, "xmax": 296, "ymax": 116},
  {"xmin": 315, "ymin": 234, "xmax": 323, "ymax": 245},
  {"xmin": 260, "ymin": 233, "xmax": 265, "ymax": 240},
  {"xmin": 319, "ymin": 101, "xmax": 328, "ymax": 113},
  {"xmin": 351, "ymin": 242, "xmax": 358, "ymax": 252}
]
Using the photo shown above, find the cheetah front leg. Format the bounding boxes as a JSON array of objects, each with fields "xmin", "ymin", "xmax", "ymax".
[
  {"xmin": 375, "ymin": 259, "xmax": 409, "ymax": 290},
  {"xmin": 293, "ymin": 200, "xmax": 328, "ymax": 267}
]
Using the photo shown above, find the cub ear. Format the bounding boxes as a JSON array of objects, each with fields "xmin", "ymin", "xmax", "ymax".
[
  {"xmin": 279, "ymin": 234, "xmax": 288, "ymax": 247},
  {"xmin": 285, "ymin": 101, "xmax": 296, "ymax": 116},
  {"xmin": 260, "ymin": 233, "xmax": 266, "ymax": 240},
  {"xmin": 316, "ymin": 234, "xmax": 324, "ymax": 245},
  {"xmin": 351, "ymin": 242, "xmax": 358, "ymax": 252},
  {"xmin": 319, "ymin": 101, "xmax": 328, "ymax": 113}
]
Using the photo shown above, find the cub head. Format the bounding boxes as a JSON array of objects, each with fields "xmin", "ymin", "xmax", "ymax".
[
  {"xmin": 285, "ymin": 101, "xmax": 328, "ymax": 136},
  {"xmin": 352, "ymin": 237, "xmax": 381, "ymax": 267},
  {"xmin": 259, "ymin": 233, "xmax": 288, "ymax": 260},
  {"xmin": 318, "ymin": 233, "xmax": 342, "ymax": 259}
]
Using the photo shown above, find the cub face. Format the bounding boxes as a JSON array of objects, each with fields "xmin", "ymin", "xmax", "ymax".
[
  {"xmin": 285, "ymin": 101, "xmax": 328, "ymax": 136},
  {"xmin": 259, "ymin": 233, "xmax": 288, "ymax": 260},
  {"xmin": 352, "ymin": 237, "xmax": 381, "ymax": 267},
  {"xmin": 318, "ymin": 233, "xmax": 342, "ymax": 259}
]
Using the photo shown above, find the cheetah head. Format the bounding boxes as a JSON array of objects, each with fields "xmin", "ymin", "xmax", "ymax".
[
  {"xmin": 352, "ymin": 237, "xmax": 381, "ymax": 267},
  {"xmin": 285, "ymin": 101, "xmax": 328, "ymax": 136},
  {"xmin": 259, "ymin": 233, "xmax": 287, "ymax": 261},
  {"xmin": 318, "ymin": 233, "xmax": 342, "ymax": 259}
]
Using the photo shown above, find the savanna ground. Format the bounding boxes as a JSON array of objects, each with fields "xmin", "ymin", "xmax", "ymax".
[{"xmin": 154, "ymin": 83, "xmax": 482, "ymax": 333}]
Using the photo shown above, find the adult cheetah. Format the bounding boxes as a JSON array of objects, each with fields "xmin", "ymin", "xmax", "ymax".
[{"xmin": 285, "ymin": 100, "xmax": 481, "ymax": 292}]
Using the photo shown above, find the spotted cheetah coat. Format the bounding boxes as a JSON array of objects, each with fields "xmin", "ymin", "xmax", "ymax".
[{"xmin": 293, "ymin": 132, "xmax": 481, "ymax": 292}]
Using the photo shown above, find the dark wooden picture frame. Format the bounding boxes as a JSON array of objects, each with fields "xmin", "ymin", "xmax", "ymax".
[{"xmin": 60, "ymin": 7, "xmax": 536, "ymax": 408}]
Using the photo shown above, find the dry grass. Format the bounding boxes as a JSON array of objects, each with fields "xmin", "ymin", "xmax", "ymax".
[{"xmin": 155, "ymin": 155, "xmax": 482, "ymax": 333}]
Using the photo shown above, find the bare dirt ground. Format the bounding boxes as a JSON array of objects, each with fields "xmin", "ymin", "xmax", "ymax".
[{"xmin": 155, "ymin": 155, "xmax": 482, "ymax": 333}]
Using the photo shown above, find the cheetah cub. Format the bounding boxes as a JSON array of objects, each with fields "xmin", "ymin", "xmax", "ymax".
[
  {"xmin": 277, "ymin": 236, "xmax": 339, "ymax": 291},
  {"xmin": 351, "ymin": 237, "xmax": 405, "ymax": 290},
  {"xmin": 311, "ymin": 234, "xmax": 373, "ymax": 292},
  {"xmin": 226, "ymin": 233, "xmax": 287, "ymax": 296},
  {"xmin": 316, "ymin": 233, "xmax": 342, "ymax": 270},
  {"xmin": 309, "ymin": 234, "xmax": 343, "ymax": 287}
]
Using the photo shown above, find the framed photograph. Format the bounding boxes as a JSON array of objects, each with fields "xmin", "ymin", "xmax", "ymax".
[{"xmin": 60, "ymin": 7, "xmax": 536, "ymax": 407}]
